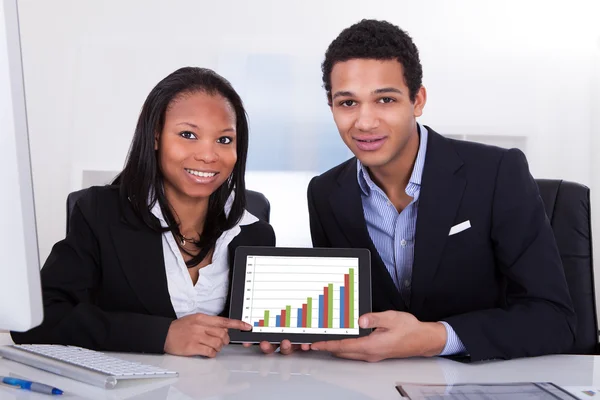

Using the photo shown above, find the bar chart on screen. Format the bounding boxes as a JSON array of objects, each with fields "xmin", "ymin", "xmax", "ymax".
[{"xmin": 241, "ymin": 256, "xmax": 360, "ymax": 335}]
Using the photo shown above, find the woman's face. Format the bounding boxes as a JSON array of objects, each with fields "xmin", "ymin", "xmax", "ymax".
[{"xmin": 156, "ymin": 91, "xmax": 237, "ymax": 202}]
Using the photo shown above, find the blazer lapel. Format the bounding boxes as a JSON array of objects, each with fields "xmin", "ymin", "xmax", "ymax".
[
  {"xmin": 411, "ymin": 129, "xmax": 466, "ymax": 316},
  {"xmin": 110, "ymin": 197, "xmax": 176, "ymax": 319},
  {"xmin": 330, "ymin": 160, "xmax": 407, "ymax": 312}
]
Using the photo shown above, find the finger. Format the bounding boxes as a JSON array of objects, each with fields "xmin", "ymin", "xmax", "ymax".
[
  {"xmin": 205, "ymin": 327, "xmax": 230, "ymax": 346},
  {"xmin": 280, "ymin": 341, "xmax": 300, "ymax": 355},
  {"xmin": 204, "ymin": 316, "xmax": 252, "ymax": 331},
  {"xmin": 192, "ymin": 343, "xmax": 219, "ymax": 358},
  {"xmin": 311, "ymin": 337, "xmax": 368, "ymax": 353},
  {"xmin": 242, "ymin": 342, "xmax": 253, "ymax": 348},
  {"xmin": 204, "ymin": 327, "xmax": 228, "ymax": 339},
  {"xmin": 300, "ymin": 343, "xmax": 311, "ymax": 351},
  {"xmin": 359, "ymin": 312, "xmax": 383, "ymax": 328},
  {"xmin": 196, "ymin": 332, "xmax": 228, "ymax": 354},
  {"xmin": 206, "ymin": 335, "xmax": 227, "ymax": 353},
  {"xmin": 259, "ymin": 341, "xmax": 278, "ymax": 354},
  {"xmin": 280, "ymin": 340, "xmax": 293, "ymax": 354},
  {"xmin": 360, "ymin": 310, "xmax": 400, "ymax": 329}
]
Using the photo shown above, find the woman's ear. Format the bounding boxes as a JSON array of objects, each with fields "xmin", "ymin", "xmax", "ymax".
[{"xmin": 154, "ymin": 132, "xmax": 159, "ymax": 150}]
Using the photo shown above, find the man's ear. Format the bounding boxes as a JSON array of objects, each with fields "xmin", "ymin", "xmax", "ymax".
[{"xmin": 413, "ymin": 86, "xmax": 427, "ymax": 118}]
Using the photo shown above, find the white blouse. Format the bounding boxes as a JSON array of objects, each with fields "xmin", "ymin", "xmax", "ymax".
[{"xmin": 150, "ymin": 196, "xmax": 258, "ymax": 318}]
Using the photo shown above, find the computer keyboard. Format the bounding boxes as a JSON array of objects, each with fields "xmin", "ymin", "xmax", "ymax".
[{"xmin": 0, "ymin": 344, "xmax": 178, "ymax": 389}]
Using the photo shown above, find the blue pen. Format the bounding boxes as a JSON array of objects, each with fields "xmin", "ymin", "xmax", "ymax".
[{"xmin": 1, "ymin": 376, "xmax": 63, "ymax": 395}]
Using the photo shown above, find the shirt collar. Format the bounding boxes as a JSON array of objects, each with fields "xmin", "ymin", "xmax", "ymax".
[
  {"xmin": 357, "ymin": 123, "xmax": 429, "ymax": 196},
  {"xmin": 150, "ymin": 190, "xmax": 258, "ymax": 228}
]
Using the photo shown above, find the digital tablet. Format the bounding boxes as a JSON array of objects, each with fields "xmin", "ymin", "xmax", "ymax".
[{"xmin": 228, "ymin": 246, "xmax": 371, "ymax": 344}]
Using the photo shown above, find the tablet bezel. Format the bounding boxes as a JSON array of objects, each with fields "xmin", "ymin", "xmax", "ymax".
[{"xmin": 228, "ymin": 246, "xmax": 372, "ymax": 344}]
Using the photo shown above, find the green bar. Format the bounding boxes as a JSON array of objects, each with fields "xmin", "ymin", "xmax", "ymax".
[
  {"xmin": 307, "ymin": 297, "xmax": 312, "ymax": 328},
  {"xmin": 349, "ymin": 268, "xmax": 355, "ymax": 329},
  {"xmin": 286, "ymin": 305, "xmax": 291, "ymax": 327},
  {"xmin": 328, "ymin": 283, "xmax": 333, "ymax": 328},
  {"xmin": 264, "ymin": 310, "xmax": 269, "ymax": 327}
]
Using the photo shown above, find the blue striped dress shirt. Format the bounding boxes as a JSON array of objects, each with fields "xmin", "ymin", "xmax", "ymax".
[{"xmin": 357, "ymin": 124, "xmax": 466, "ymax": 356}]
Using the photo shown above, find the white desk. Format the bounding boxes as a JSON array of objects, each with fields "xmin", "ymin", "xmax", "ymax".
[{"xmin": 0, "ymin": 333, "xmax": 598, "ymax": 399}]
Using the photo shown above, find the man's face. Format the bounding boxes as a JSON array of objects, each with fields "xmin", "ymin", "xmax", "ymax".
[{"xmin": 329, "ymin": 59, "xmax": 426, "ymax": 170}]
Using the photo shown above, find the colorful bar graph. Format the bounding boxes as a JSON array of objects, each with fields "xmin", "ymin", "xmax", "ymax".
[
  {"xmin": 340, "ymin": 286, "xmax": 345, "ymax": 328},
  {"xmin": 323, "ymin": 286, "xmax": 329, "ymax": 328},
  {"xmin": 344, "ymin": 273, "xmax": 350, "ymax": 329},
  {"xmin": 349, "ymin": 268, "xmax": 354, "ymax": 329},
  {"xmin": 252, "ymin": 267, "xmax": 356, "ymax": 331},
  {"xmin": 307, "ymin": 297, "xmax": 312, "ymax": 328},
  {"xmin": 319, "ymin": 295, "xmax": 324, "ymax": 328},
  {"xmin": 328, "ymin": 283, "xmax": 333, "ymax": 328}
]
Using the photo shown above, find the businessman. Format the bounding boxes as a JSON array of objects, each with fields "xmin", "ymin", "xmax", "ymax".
[{"xmin": 306, "ymin": 19, "xmax": 576, "ymax": 362}]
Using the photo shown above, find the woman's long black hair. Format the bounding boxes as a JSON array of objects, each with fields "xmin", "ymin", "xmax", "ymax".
[{"xmin": 116, "ymin": 67, "xmax": 248, "ymax": 267}]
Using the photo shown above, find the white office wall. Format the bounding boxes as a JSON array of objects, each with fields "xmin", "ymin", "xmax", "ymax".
[{"xmin": 16, "ymin": 0, "xmax": 600, "ymax": 312}]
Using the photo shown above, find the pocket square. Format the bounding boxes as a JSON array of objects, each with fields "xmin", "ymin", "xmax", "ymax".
[{"xmin": 449, "ymin": 220, "xmax": 471, "ymax": 236}]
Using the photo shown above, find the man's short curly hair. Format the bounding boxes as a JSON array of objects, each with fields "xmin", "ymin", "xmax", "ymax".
[{"xmin": 322, "ymin": 19, "xmax": 422, "ymax": 104}]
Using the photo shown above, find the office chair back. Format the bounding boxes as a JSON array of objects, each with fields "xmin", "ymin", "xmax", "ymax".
[
  {"xmin": 66, "ymin": 188, "xmax": 271, "ymax": 234},
  {"xmin": 536, "ymin": 179, "xmax": 598, "ymax": 354}
]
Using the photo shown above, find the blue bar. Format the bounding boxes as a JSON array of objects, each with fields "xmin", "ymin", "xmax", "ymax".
[
  {"xmin": 297, "ymin": 308, "xmax": 302, "ymax": 327},
  {"xmin": 340, "ymin": 286, "xmax": 345, "ymax": 328},
  {"xmin": 319, "ymin": 295, "xmax": 324, "ymax": 328},
  {"xmin": 254, "ymin": 322, "xmax": 259, "ymax": 327},
  {"xmin": 276, "ymin": 315, "xmax": 281, "ymax": 327}
]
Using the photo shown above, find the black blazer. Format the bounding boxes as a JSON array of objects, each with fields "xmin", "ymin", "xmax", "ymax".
[
  {"xmin": 11, "ymin": 186, "xmax": 275, "ymax": 353},
  {"xmin": 307, "ymin": 127, "xmax": 576, "ymax": 361}
]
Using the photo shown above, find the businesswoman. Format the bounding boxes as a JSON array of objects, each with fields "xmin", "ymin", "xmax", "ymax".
[{"xmin": 11, "ymin": 67, "xmax": 274, "ymax": 357}]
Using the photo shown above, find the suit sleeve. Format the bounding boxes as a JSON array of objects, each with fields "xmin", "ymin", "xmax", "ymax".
[
  {"xmin": 11, "ymin": 199, "xmax": 174, "ymax": 353},
  {"xmin": 444, "ymin": 148, "xmax": 576, "ymax": 361},
  {"xmin": 307, "ymin": 177, "xmax": 331, "ymax": 248}
]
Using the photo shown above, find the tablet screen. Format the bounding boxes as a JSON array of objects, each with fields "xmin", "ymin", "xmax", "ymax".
[{"xmin": 241, "ymin": 255, "xmax": 359, "ymax": 335}]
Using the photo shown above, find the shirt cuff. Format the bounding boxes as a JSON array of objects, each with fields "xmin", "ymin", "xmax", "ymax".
[{"xmin": 438, "ymin": 321, "xmax": 467, "ymax": 356}]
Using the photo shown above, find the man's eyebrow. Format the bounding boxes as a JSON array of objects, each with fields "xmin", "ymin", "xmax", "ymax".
[
  {"xmin": 373, "ymin": 87, "xmax": 403, "ymax": 95},
  {"xmin": 332, "ymin": 91, "xmax": 354, "ymax": 100},
  {"xmin": 332, "ymin": 88, "xmax": 403, "ymax": 100}
]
